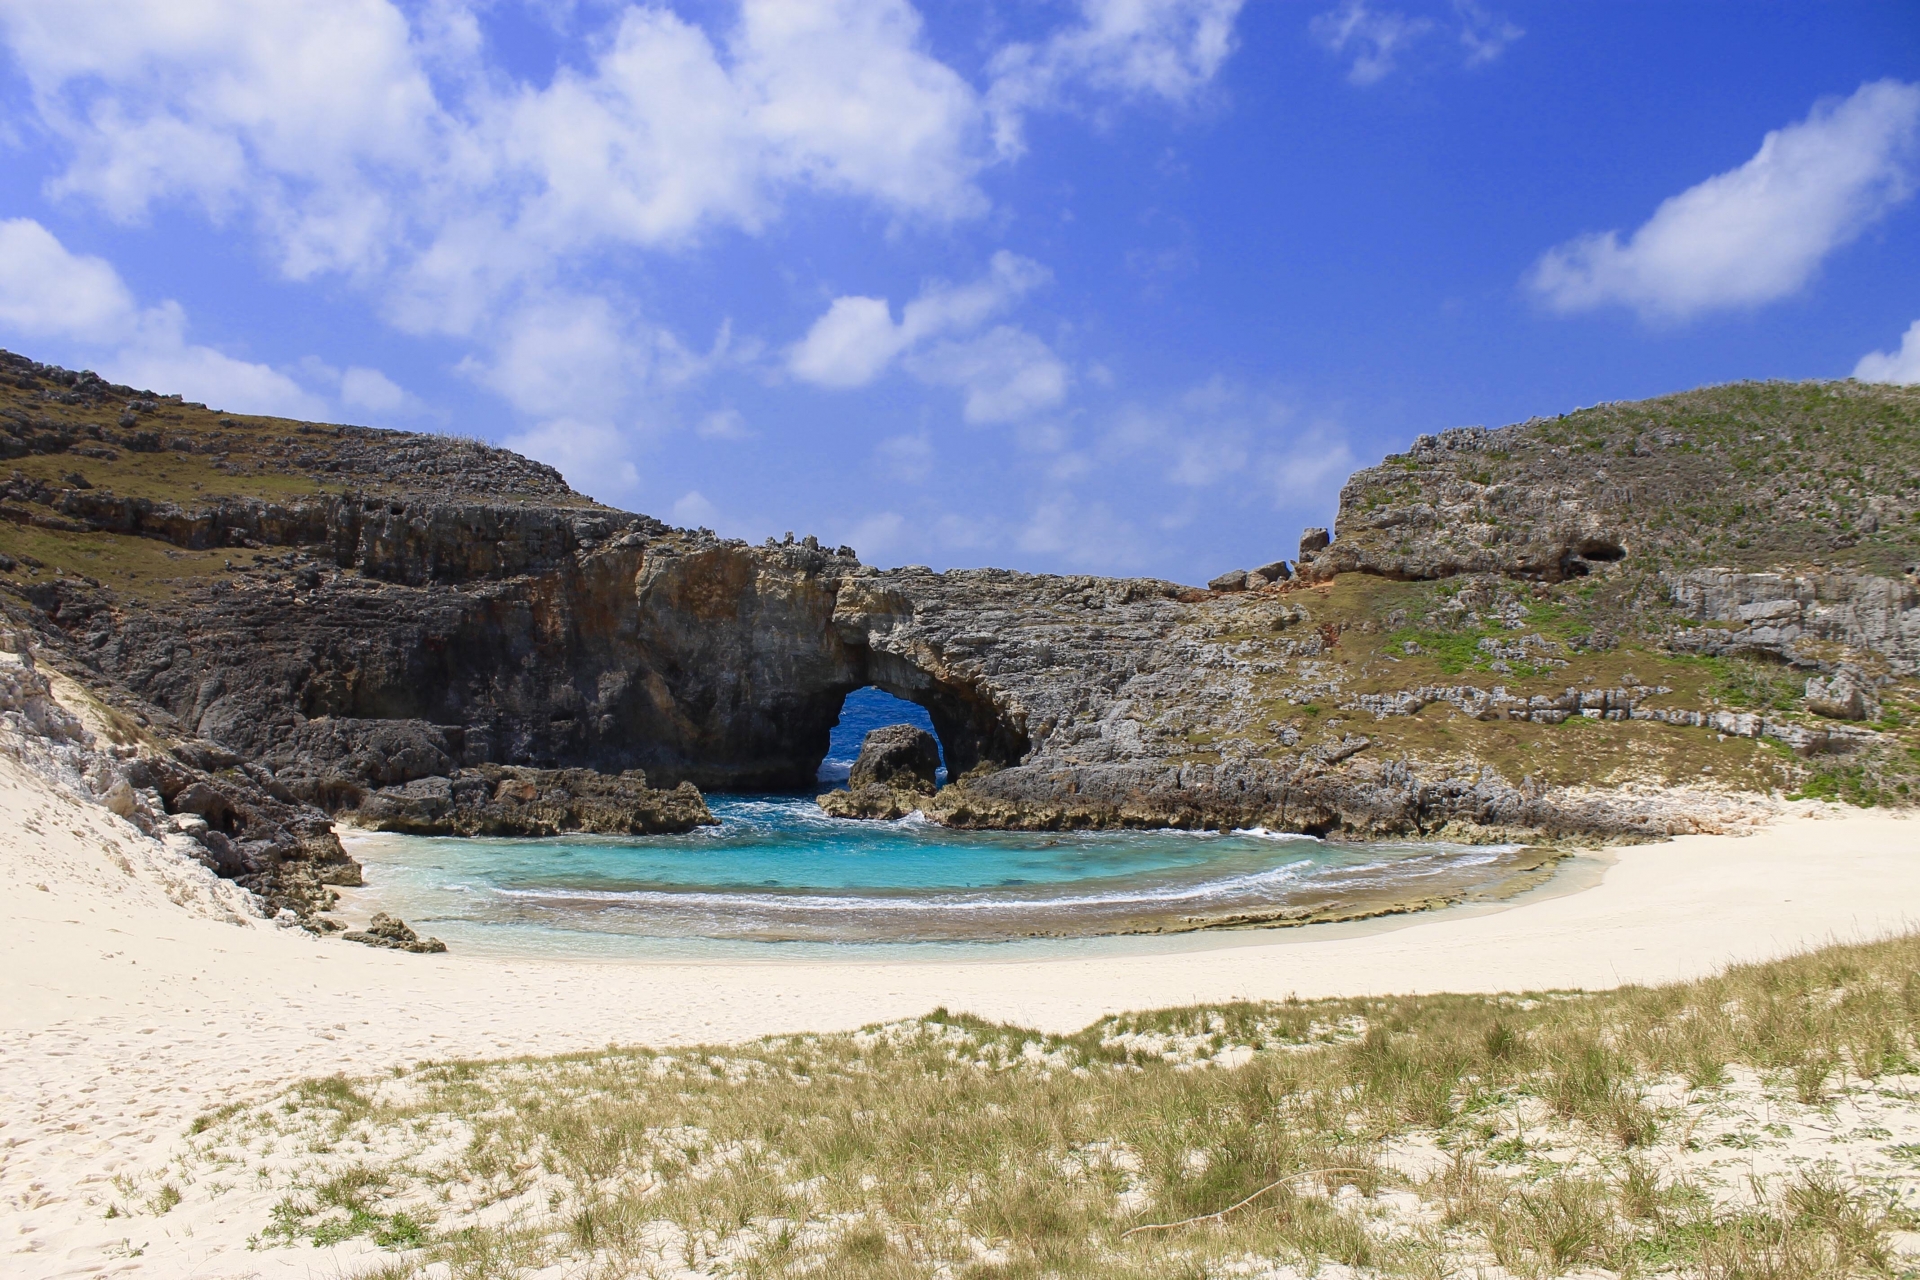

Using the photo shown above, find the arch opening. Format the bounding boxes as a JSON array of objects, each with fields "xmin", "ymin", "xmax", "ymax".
[{"xmin": 818, "ymin": 686, "xmax": 947, "ymax": 787}]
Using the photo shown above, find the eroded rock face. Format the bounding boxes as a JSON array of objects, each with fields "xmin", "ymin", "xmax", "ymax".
[
  {"xmin": 848, "ymin": 725, "xmax": 941, "ymax": 792},
  {"xmin": 7, "ymin": 352, "xmax": 1918, "ymax": 848},
  {"xmin": 817, "ymin": 724, "xmax": 942, "ymax": 822},
  {"xmin": 1667, "ymin": 569, "xmax": 1920, "ymax": 674},
  {"xmin": 354, "ymin": 765, "xmax": 715, "ymax": 836}
]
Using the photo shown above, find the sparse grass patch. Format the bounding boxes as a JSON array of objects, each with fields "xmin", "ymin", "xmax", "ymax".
[{"xmin": 189, "ymin": 934, "xmax": 1920, "ymax": 1277}]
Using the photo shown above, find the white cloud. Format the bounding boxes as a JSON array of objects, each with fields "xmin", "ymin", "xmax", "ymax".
[
  {"xmin": 1529, "ymin": 80, "xmax": 1920, "ymax": 321},
  {"xmin": 788, "ymin": 296, "xmax": 910, "ymax": 387},
  {"xmin": 503, "ymin": 417, "xmax": 643, "ymax": 503},
  {"xmin": 789, "ymin": 251, "xmax": 1051, "ymax": 388},
  {"xmin": 696, "ymin": 407, "xmax": 754, "ymax": 440},
  {"xmin": 108, "ymin": 327, "xmax": 329, "ymax": 419},
  {"xmin": 4, "ymin": 0, "xmax": 437, "ymax": 280},
  {"xmin": 1310, "ymin": 1, "xmax": 1433, "ymax": 87},
  {"xmin": 0, "ymin": 0, "xmax": 1250, "ymax": 430},
  {"xmin": 985, "ymin": 0, "xmax": 1244, "ymax": 157},
  {"xmin": 670, "ymin": 489, "xmax": 722, "ymax": 527},
  {"xmin": 736, "ymin": 0, "xmax": 987, "ymax": 219},
  {"xmin": 788, "ymin": 251, "xmax": 1064, "ymax": 420},
  {"xmin": 0, "ymin": 218, "xmax": 326, "ymax": 417},
  {"xmin": 458, "ymin": 295, "xmax": 701, "ymax": 420},
  {"xmin": 1454, "ymin": 0, "xmax": 1522, "ymax": 66},
  {"xmin": 340, "ymin": 365, "xmax": 412, "ymax": 414},
  {"xmin": 904, "ymin": 326, "xmax": 1070, "ymax": 424},
  {"xmin": 1855, "ymin": 320, "xmax": 1920, "ymax": 384},
  {"xmin": 0, "ymin": 219, "xmax": 139, "ymax": 342}
]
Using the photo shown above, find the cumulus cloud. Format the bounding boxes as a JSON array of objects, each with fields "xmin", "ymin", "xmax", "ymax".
[
  {"xmin": 0, "ymin": 0, "xmax": 1248, "ymax": 437},
  {"xmin": 339, "ymin": 365, "xmax": 412, "ymax": 414},
  {"xmin": 0, "ymin": 218, "xmax": 327, "ymax": 417},
  {"xmin": 1, "ymin": 1, "xmax": 1242, "ymax": 331},
  {"xmin": 1855, "ymin": 321, "xmax": 1920, "ymax": 384},
  {"xmin": 0, "ymin": 219, "xmax": 140, "ymax": 342},
  {"xmin": 985, "ymin": 0, "xmax": 1244, "ymax": 157},
  {"xmin": 1529, "ymin": 80, "xmax": 1920, "ymax": 321},
  {"xmin": 905, "ymin": 328, "xmax": 1070, "ymax": 424},
  {"xmin": 788, "ymin": 297, "xmax": 910, "ymax": 387},
  {"xmin": 502, "ymin": 417, "xmax": 643, "ymax": 503},
  {"xmin": 1310, "ymin": 0, "xmax": 1433, "ymax": 86},
  {"xmin": 3, "ymin": 0, "xmax": 437, "ymax": 280},
  {"xmin": 788, "ymin": 252, "xmax": 1065, "ymax": 421}
]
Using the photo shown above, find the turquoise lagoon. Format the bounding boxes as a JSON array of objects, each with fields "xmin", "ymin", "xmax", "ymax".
[{"xmin": 344, "ymin": 690, "xmax": 1527, "ymax": 956}]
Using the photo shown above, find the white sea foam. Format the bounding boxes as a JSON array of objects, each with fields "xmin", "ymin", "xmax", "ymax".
[{"xmin": 493, "ymin": 857, "xmax": 1325, "ymax": 916}]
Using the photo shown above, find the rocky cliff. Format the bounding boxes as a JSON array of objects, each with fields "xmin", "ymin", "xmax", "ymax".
[{"xmin": 3, "ymin": 351, "xmax": 1916, "ymax": 917}]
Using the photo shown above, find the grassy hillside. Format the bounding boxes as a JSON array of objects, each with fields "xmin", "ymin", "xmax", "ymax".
[{"xmin": 0, "ymin": 349, "xmax": 595, "ymax": 604}]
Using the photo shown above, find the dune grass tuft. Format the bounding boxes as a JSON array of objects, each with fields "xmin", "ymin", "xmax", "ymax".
[{"xmin": 181, "ymin": 933, "xmax": 1920, "ymax": 1277}]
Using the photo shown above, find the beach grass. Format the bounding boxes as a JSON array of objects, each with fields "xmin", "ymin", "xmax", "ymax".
[{"xmin": 178, "ymin": 933, "xmax": 1920, "ymax": 1277}]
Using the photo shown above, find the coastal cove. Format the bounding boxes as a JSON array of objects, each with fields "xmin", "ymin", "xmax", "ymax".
[
  {"xmin": 334, "ymin": 687, "xmax": 1564, "ymax": 953},
  {"xmin": 337, "ymin": 805, "xmax": 1561, "ymax": 953}
]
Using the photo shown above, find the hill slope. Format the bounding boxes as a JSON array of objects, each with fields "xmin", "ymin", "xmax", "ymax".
[{"xmin": 1, "ymin": 350, "xmax": 1915, "ymax": 925}]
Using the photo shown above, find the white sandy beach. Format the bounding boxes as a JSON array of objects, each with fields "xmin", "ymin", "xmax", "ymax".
[{"xmin": 2, "ymin": 750, "xmax": 1917, "ymax": 1275}]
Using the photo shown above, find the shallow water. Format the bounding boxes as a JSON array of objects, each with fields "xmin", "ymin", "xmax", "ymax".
[{"xmin": 344, "ymin": 688, "xmax": 1531, "ymax": 957}]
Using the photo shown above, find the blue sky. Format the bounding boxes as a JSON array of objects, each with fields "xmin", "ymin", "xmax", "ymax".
[{"xmin": 0, "ymin": 1, "xmax": 1916, "ymax": 584}]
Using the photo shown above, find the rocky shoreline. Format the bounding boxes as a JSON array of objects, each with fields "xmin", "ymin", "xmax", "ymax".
[{"xmin": 0, "ymin": 351, "xmax": 1915, "ymax": 931}]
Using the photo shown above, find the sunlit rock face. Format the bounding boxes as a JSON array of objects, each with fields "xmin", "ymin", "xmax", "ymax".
[{"xmin": 8, "ymin": 351, "xmax": 1920, "ymax": 842}]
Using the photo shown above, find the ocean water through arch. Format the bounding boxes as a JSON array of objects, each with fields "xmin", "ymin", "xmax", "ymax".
[{"xmin": 342, "ymin": 685, "xmax": 1547, "ymax": 956}]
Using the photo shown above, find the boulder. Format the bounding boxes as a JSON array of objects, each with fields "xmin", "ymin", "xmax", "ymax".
[
  {"xmin": 342, "ymin": 911, "xmax": 446, "ymax": 954},
  {"xmin": 170, "ymin": 781, "xmax": 242, "ymax": 831},
  {"xmin": 1299, "ymin": 527, "xmax": 1331, "ymax": 558},
  {"xmin": 1208, "ymin": 570, "xmax": 1250, "ymax": 592},
  {"xmin": 818, "ymin": 785, "xmax": 926, "ymax": 820},
  {"xmin": 1806, "ymin": 669, "xmax": 1874, "ymax": 721},
  {"xmin": 353, "ymin": 765, "xmax": 715, "ymax": 836},
  {"xmin": 847, "ymin": 724, "xmax": 941, "ymax": 794},
  {"xmin": 1251, "ymin": 560, "xmax": 1292, "ymax": 583}
]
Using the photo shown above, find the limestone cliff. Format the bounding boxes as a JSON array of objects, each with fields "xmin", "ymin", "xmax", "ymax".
[{"xmin": 3, "ymin": 350, "xmax": 1916, "ymax": 889}]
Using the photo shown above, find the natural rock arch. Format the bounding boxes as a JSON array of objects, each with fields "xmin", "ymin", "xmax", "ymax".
[{"xmin": 163, "ymin": 539, "xmax": 1033, "ymax": 799}]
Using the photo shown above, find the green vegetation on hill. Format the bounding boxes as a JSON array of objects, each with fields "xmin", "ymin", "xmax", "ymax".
[
  {"xmin": 1529, "ymin": 382, "xmax": 1920, "ymax": 578},
  {"xmin": 1330, "ymin": 380, "xmax": 1920, "ymax": 581},
  {"xmin": 0, "ymin": 349, "xmax": 601, "ymax": 602}
]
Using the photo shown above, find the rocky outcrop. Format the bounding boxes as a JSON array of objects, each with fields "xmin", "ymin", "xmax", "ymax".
[
  {"xmin": 848, "ymin": 725, "xmax": 941, "ymax": 791},
  {"xmin": 917, "ymin": 757, "xmax": 1777, "ymax": 840},
  {"xmin": 342, "ymin": 911, "xmax": 445, "ymax": 954},
  {"xmin": 354, "ymin": 765, "xmax": 714, "ymax": 836},
  {"xmin": 1667, "ymin": 568, "xmax": 1920, "ymax": 674},
  {"xmin": 4, "ymin": 350, "xmax": 1917, "ymax": 850},
  {"xmin": 0, "ymin": 626, "xmax": 358, "ymax": 921},
  {"xmin": 1296, "ymin": 381, "xmax": 1920, "ymax": 585},
  {"xmin": 818, "ymin": 725, "xmax": 941, "ymax": 821}
]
